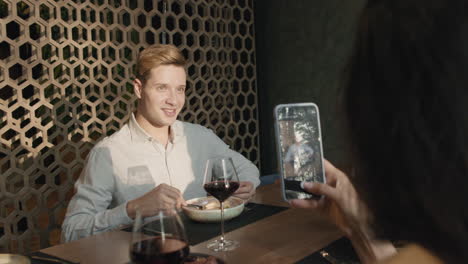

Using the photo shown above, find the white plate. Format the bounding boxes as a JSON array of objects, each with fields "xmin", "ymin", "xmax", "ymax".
[{"xmin": 182, "ymin": 196, "xmax": 244, "ymax": 223}]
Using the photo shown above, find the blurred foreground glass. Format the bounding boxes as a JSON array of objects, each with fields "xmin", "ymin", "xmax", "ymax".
[
  {"xmin": 203, "ymin": 157, "xmax": 240, "ymax": 251},
  {"xmin": 130, "ymin": 208, "xmax": 189, "ymax": 264}
]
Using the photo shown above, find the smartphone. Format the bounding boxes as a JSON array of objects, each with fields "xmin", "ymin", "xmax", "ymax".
[{"xmin": 274, "ymin": 103, "xmax": 326, "ymax": 201}]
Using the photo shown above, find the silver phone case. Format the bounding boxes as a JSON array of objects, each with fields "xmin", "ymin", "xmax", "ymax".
[{"xmin": 273, "ymin": 102, "xmax": 326, "ymax": 201}]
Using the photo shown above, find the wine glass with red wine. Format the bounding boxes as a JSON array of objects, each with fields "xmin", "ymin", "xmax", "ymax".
[
  {"xmin": 203, "ymin": 157, "xmax": 240, "ymax": 251},
  {"xmin": 130, "ymin": 208, "xmax": 189, "ymax": 264}
]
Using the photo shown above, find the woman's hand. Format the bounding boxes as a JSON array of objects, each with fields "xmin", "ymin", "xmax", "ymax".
[
  {"xmin": 291, "ymin": 159, "xmax": 396, "ymax": 263},
  {"xmin": 290, "ymin": 159, "xmax": 366, "ymax": 236}
]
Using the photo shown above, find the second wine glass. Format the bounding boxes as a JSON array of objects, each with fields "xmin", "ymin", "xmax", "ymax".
[
  {"xmin": 203, "ymin": 157, "xmax": 240, "ymax": 252},
  {"xmin": 130, "ymin": 208, "xmax": 189, "ymax": 264}
]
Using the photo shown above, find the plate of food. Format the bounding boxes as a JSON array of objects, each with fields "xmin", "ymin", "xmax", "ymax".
[{"xmin": 182, "ymin": 196, "xmax": 244, "ymax": 223}]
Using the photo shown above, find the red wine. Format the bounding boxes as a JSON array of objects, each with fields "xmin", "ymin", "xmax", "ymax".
[
  {"xmin": 130, "ymin": 237, "xmax": 189, "ymax": 264},
  {"xmin": 203, "ymin": 181, "xmax": 240, "ymax": 202}
]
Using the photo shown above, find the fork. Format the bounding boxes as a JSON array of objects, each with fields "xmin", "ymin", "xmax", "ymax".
[
  {"xmin": 320, "ymin": 250, "xmax": 360, "ymax": 264},
  {"xmin": 320, "ymin": 250, "xmax": 339, "ymax": 264},
  {"xmin": 184, "ymin": 203, "xmax": 205, "ymax": 209},
  {"xmin": 184, "ymin": 199, "xmax": 209, "ymax": 210}
]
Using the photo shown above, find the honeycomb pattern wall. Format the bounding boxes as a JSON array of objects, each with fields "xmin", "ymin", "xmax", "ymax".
[{"xmin": 0, "ymin": 0, "xmax": 258, "ymax": 253}]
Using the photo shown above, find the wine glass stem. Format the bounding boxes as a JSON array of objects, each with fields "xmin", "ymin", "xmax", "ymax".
[{"xmin": 220, "ymin": 201, "xmax": 225, "ymax": 245}]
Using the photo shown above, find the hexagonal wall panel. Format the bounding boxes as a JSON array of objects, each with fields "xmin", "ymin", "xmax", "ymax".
[{"xmin": 0, "ymin": 0, "xmax": 258, "ymax": 254}]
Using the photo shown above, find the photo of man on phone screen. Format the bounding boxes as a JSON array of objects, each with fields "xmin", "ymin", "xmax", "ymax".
[{"xmin": 278, "ymin": 106, "xmax": 324, "ymax": 199}]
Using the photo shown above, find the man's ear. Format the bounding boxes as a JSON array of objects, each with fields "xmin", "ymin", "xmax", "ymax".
[{"xmin": 134, "ymin": 78, "xmax": 143, "ymax": 99}]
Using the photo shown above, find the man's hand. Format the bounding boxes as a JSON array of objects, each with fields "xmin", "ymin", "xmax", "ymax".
[
  {"xmin": 126, "ymin": 184, "xmax": 185, "ymax": 219},
  {"xmin": 233, "ymin": 181, "xmax": 255, "ymax": 201}
]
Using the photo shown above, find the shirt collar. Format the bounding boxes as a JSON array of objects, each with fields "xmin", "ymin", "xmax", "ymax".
[{"xmin": 128, "ymin": 113, "xmax": 184, "ymax": 143}]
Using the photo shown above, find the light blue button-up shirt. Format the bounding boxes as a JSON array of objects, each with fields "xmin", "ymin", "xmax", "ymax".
[{"xmin": 61, "ymin": 114, "xmax": 260, "ymax": 242}]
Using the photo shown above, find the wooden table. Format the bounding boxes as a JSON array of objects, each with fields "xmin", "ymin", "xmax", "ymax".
[{"xmin": 41, "ymin": 183, "xmax": 343, "ymax": 264}]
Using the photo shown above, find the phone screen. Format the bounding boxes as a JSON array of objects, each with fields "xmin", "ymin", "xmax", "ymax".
[{"xmin": 275, "ymin": 103, "xmax": 325, "ymax": 200}]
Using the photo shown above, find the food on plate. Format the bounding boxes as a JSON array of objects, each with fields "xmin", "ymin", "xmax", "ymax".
[
  {"xmin": 183, "ymin": 196, "xmax": 244, "ymax": 222},
  {"xmin": 188, "ymin": 198, "xmax": 232, "ymax": 210},
  {"xmin": 203, "ymin": 199, "xmax": 232, "ymax": 210}
]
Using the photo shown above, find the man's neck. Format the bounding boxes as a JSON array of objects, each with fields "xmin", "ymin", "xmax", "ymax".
[{"xmin": 135, "ymin": 112, "xmax": 171, "ymax": 147}]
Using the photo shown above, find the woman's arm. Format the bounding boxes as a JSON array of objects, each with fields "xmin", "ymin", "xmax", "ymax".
[{"xmin": 291, "ymin": 160, "xmax": 397, "ymax": 263}]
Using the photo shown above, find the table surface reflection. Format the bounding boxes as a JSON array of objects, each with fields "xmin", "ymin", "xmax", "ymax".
[{"xmin": 41, "ymin": 183, "xmax": 342, "ymax": 264}]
